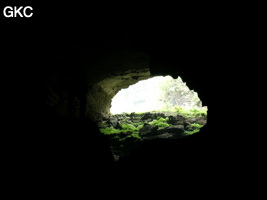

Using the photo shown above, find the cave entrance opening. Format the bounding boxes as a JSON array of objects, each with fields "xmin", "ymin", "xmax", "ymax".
[
  {"xmin": 98, "ymin": 75, "xmax": 207, "ymax": 160},
  {"xmin": 110, "ymin": 75, "xmax": 206, "ymax": 114}
]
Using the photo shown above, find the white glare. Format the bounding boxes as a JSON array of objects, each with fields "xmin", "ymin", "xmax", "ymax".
[
  {"xmin": 111, "ymin": 76, "xmax": 170, "ymax": 114},
  {"xmin": 110, "ymin": 75, "xmax": 203, "ymax": 114}
]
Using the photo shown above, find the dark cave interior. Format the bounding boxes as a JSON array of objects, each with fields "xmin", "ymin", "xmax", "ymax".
[
  {"xmin": 4, "ymin": 29, "xmax": 220, "ymax": 179},
  {"xmin": 1, "ymin": 8, "xmax": 252, "ymax": 191},
  {"xmin": 33, "ymin": 36, "xmax": 214, "ymax": 175}
]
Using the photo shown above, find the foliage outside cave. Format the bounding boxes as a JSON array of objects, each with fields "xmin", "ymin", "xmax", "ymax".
[{"xmin": 97, "ymin": 76, "xmax": 207, "ymax": 159}]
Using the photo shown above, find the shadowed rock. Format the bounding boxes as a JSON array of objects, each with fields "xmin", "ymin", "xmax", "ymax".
[
  {"xmin": 139, "ymin": 124, "xmax": 159, "ymax": 136},
  {"xmin": 142, "ymin": 125, "xmax": 185, "ymax": 140}
]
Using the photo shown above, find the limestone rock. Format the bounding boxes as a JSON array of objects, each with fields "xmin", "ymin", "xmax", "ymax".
[
  {"xmin": 143, "ymin": 132, "xmax": 184, "ymax": 140},
  {"xmin": 109, "ymin": 117, "xmax": 118, "ymax": 127},
  {"xmin": 98, "ymin": 111, "xmax": 206, "ymax": 159},
  {"xmin": 42, "ymin": 49, "xmax": 151, "ymax": 122},
  {"xmin": 139, "ymin": 124, "xmax": 158, "ymax": 136},
  {"xmin": 185, "ymin": 117, "xmax": 207, "ymax": 126},
  {"xmin": 168, "ymin": 115, "xmax": 185, "ymax": 125},
  {"xmin": 141, "ymin": 113, "xmax": 153, "ymax": 120},
  {"xmin": 142, "ymin": 125, "xmax": 185, "ymax": 140}
]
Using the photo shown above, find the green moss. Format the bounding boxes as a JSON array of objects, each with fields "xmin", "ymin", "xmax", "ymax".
[
  {"xmin": 99, "ymin": 122, "xmax": 144, "ymax": 142},
  {"xmin": 120, "ymin": 123, "xmax": 139, "ymax": 133},
  {"xmin": 126, "ymin": 133, "xmax": 142, "ymax": 140},
  {"xmin": 100, "ymin": 116, "xmax": 172, "ymax": 135},
  {"xmin": 190, "ymin": 123, "xmax": 204, "ymax": 128},
  {"xmin": 121, "ymin": 118, "xmax": 129, "ymax": 122},
  {"xmin": 185, "ymin": 129, "xmax": 201, "ymax": 135},
  {"xmin": 184, "ymin": 123, "xmax": 204, "ymax": 135},
  {"xmin": 131, "ymin": 122, "xmax": 144, "ymax": 126},
  {"xmin": 99, "ymin": 127, "xmax": 121, "ymax": 134},
  {"xmin": 170, "ymin": 106, "xmax": 207, "ymax": 118},
  {"xmin": 137, "ymin": 124, "xmax": 143, "ymax": 129},
  {"xmin": 139, "ymin": 106, "xmax": 207, "ymax": 119},
  {"xmin": 148, "ymin": 117, "xmax": 171, "ymax": 130},
  {"xmin": 100, "ymin": 110, "xmax": 207, "ymax": 157}
]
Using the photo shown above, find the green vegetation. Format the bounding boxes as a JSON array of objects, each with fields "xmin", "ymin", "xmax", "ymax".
[
  {"xmin": 152, "ymin": 106, "xmax": 207, "ymax": 118},
  {"xmin": 99, "ymin": 122, "xmax": 143, "ymax": 157},
  {"xmin": 99, "ymin": 113, "xmax": 206, "ymax": 158},
  {"xmin": 100, "ymin": 123, "xmax": 144, "ymax": 135},
  {"xmin": 99, "ymin": 116, "xmax": 174, "ymax": 143},
  {"xmin": 190, "ymin": 123, "xmax": 204, "ymax": 128},
  {"xmin": 120, "ymin": 123, "xmax": 140, "ymax": 134},
  {"xmin": 99, "ymin": 127, "xmax": 121, "ymax": 134},
  {"xmin": 130, "ymin": 106, "xmax": 207, "ymax": 119},
  {"xmin": 185, "ymin": 129, "xmax": 200, "ymax": 135},
  {"xmin": 148, "ymin": 117, "xmax": 171, "ymax": 130},
  {"xmin": 99, "ymin": 123, "xmax": 143, "ymax": 140},
  {"xmin": 184, "ymin": 123, "xmax": 204, "ymax": 135},
  {"xmin": 131, "ymin": 122, "xmax": 144, "ymax": 126}
]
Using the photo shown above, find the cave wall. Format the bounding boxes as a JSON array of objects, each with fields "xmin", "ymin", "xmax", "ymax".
[
  {"xmin": 45, "ymin": 48, "xmax": 151, "ymax": 121},
  {"xmin": 84, "ymin": 50, "xmax": 151, "ymax": 121},
  {"xmin": 4, "ymin": 9, "xmax": 252, "ymax": 188},
  {"xmin": 86, "ymin": 68, "xmax": 151, "ymax": 121}
]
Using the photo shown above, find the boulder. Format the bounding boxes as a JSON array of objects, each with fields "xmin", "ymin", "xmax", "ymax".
[
  {"xmin": 168, "ymin": 115, "xmax": 185, "ymax": 125},
  {"xmin": 109, "ymin": 117, "xmax": 118, "ymax": 127},
  {"xmin": 141, "ymin": 113, "xmax": 153, "ymax": 120},
  {"xmin": 139, "ymin": 124, "xmax": 158, "ymax": 136},
  {"xmin": 155, "ymin": 113, "xmax": 166, "ymax": 118},
  {"xmin": 158, "ymin": 125, "xmax": 185, "ymax": 134},
  {"xmin": 142, "ymin": 125, "xmax": 185, "ymax": 140},
  {"xmin": 130, "ymin": 112, "xmax": 136, "ymax": 118},
  {"xmin": 185, "ymin": 117, "xmax": 207, "ymax": 126}
]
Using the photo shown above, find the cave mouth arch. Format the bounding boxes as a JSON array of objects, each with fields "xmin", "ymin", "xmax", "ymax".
[{"xmin": 98, "ymin": 75, "xmax": 208, "ymax": 160}]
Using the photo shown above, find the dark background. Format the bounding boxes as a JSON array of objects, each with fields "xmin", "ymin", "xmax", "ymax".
[{"xmin": 1, "ymin": 2, "xmax": 260, "ymax": 195}]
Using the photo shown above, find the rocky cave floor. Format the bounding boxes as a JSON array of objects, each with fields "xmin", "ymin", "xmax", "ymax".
[{"xmin": 97, "ymin": 112, "xmax": 207, "ymax": 160}]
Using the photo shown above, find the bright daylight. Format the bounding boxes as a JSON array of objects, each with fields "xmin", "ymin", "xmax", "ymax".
[{"xmin": 110, "ymin": 75, "xmax": 206, "ymax": 114}]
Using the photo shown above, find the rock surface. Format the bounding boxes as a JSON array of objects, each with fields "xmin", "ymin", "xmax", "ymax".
[
  {"xmin": 44, "ymin": 49, "xmax": 151, "ymax": 121},
  {"xmin": 42, "ymin": 44, "xmax": 208, "ymax": 162},
  {"xmin": 84, "ymin": 50, "xmax": 151, "ymax": 121},
  {"xmin": 139, "ymin": 124, "xmax": 159, "ymax": 136},
  {"xmin": 98, "ymin": 112, "xmax": 207, "ymax": 159}
]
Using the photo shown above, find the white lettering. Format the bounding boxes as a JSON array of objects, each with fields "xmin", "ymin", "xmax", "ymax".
[
  {"xmin": 3, "ymin": 6, "xmax": 13, "ymax": 18},
  {"xmin": 23, "ymin": 6, "xmax": 33, "ymax": 18},
  {"xmin": 3, "ymin": 6, "xmax": 33, "ymax": 17},
  {"xmin": 14, "ymin": 6, "xmax": 23, "ymax": 17}
]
